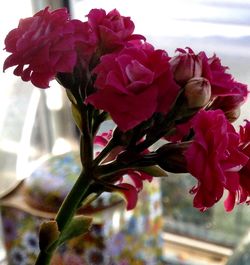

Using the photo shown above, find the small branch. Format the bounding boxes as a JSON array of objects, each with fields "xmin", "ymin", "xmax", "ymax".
[
  {"xmin": 93, "ymin": 137, "xmax": 118, "ymax": 167},
  {"xmin": 92, "ymin": 111, "xmax": 108, "ymax": 137}
]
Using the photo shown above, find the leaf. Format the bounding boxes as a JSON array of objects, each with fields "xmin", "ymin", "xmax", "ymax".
[
  {"xmin": 58, "ymin": 216, "xmax": 92, "ymax": 245},
  {"xmin": 137, "ymin": 165, "xmax": 168, "ymax": 177},
  {"xmin": 66, "ymin": 89, "xmax": 77, "ymax": 104},
  {"xmin": 39, "ymin": 221, "xmax": 60, "ymax": 252},
  {"xmin": 71, "ymin": 103, "xmax": 82, "ymax": 131}
]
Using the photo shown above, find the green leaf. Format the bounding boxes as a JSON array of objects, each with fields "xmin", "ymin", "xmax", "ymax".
[
  {"xmin": 39, "ymin": 221, "xmax": 60, "ymax": 252},
  {"xmin": 71, "ymin": 103, "xmax": 82, "ymax": 131},
  {"xmin": 65, "ymin": 89, "xmax": 77, "ymax": 104},
  {"xmin": 138, "ymin": 165, "xmax": 168, "ymax": 177},
  {"xmin": 58, "ymin": 216, "xmax": 92, "ymax": 245}
]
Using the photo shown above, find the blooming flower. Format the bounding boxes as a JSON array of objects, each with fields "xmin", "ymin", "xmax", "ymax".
[
  {"xmin": 3, "ymin": 7, "xmax": 250, "ymax": 265},
  {"xmin": 184, "ymin": 110, "xmax": 249, "ymax": 211},
  {"xmin": 166, "ymin": 49, "xmax": 248, "ymax": 142},
  {"xmin": 86, "ymin": 8, "xmax": 144, "ymax": 53},
  {"xmin": 224, "ymin": 120, "xmax": 250, "ymax": 211},
  {"xmin": 201, "ymin": 52, "xmax": 248, "ymax": 99},
  {"xmin": 116, "ymin": 171, "xmax": 153, "ymax": 210},
  {"xmin": 172, "ymin": 48, "xmax": 248, "ymax": 100},
  {"xmin": 86, "ymin": 42, "xmax": 179, "ymax": 131},
  {"xmin": 3, "ymin": 7, "xmax": 88, "ymax": 88}
]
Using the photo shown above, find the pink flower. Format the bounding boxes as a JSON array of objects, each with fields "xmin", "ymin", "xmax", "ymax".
[
  {"xmin": 3, "ymin": 7, "xmax": 89, "ymax": 88},
  {"xmin": 172, "ymin": 48, "xmax": 248, "ymax": 99},
  {"xmin": 86, "ymin": 42, "xmax": 180, "ymax": 131},
  {"xmin": 184, "ymin": 110, "xmax": 248, "ymax": 211},
  {"xmin": 116, "ymin": 170, "xmax": 153, "ymax": 210},
  {"xmin": 166, "ymin": 48, "xmax": 248, "ymax": 142},
  {"xmin": 225, "ymin": 120, "xmax": 250, "ymax": 211},
  {"xmin": 201, "ymin": 52, "xmax": 248, "ymax": 98},
  {"xmin": 87, "ymin": 9, "xmax": 144, "ymax": 53},
  {"xmin": 94, "ymin": 131, "xmax": 153, "ymax": 210}
]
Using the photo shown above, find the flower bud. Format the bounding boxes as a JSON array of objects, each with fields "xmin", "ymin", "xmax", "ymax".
[
  {"xmin": 156, "ymin": 142, "xmax": 189, "ymax": 173},
  {"xmin": 184, "ymin": 77, "xmax": 211, "ymax": 108},
  {"xmin": 211, "ymin": 95, "xmax": 246, "ymax": 113},
  {"xmin": 224, "ymin": 107, "xmax": 241, "ymax": 123},
  {"xmin": 170, "ymin": 48, "xmax": 202, "ymax": 85}
]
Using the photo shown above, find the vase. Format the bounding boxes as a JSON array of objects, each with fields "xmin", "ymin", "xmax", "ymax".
[{"xmin": 0, "ymin": 152, "xmax": 164, "ymax": 265}]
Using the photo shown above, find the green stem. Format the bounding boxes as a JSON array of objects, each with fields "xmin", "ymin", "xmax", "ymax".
[
  {"xmin": 35, "ymin": 86, "xmax": 95, "ymax": 264},
  {"xmin": 92, "ymin": 111, "xmax": 108, "ymax": 137},
  {"xmin": 55, "ymin": 171, "xmax": 93, "ymax": 231},
  {"xmin": 35, "ymin": 251, "xmax": 53, "ymax": 265},
  {"xmin": 34, "ymin": 171, "xmax": 94, "ymax": 265}
]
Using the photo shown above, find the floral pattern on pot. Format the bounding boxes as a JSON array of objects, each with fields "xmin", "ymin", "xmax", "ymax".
[{"xmin": 1, "ymin": 179, "xmax": 164, "ymax": 265}]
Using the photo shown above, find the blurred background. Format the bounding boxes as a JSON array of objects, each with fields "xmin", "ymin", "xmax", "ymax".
[{"xmin": 0, "ymin": 0, "xmax": 250, "ymax": 264}]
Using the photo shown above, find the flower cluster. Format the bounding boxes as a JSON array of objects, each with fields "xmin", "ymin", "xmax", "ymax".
[
  {"xmin": 3, "ymin": 6, "xmax": 250, "ymax": 264},
  {"xmin": 4, "ymin": 6, "xmax": 250, "ymax": 212}
]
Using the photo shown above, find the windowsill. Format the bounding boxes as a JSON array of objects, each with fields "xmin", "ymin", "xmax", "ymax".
[{"xmin": 162, "ymin": 232, "xmax": 232, "ymax": 265}]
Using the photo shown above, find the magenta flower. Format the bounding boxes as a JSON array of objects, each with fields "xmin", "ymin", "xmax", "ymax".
[
  {"xmin": 184, "ymin": 110, "xmax": 248, "ymax": 211},
  {"xmin": 166, "ymin": 48, "xmax": 248, "ymax": 142},
  {"xmin": 201, "ymin": 52, "xmax": 248, "ymax": 98},
  {"xmin": 86, "ymin": 42, "xmax": 179, "ymax": 131},
  {"xmin": 86, "ymin": 9, "xmax": 144, "ymax": 53},
  {"xmin": 172, "ymin": 48, "xmax": 248, "ymax": 99},
  {"xmin": 116, "ymin": 170, "xmax": 153, "ymax": 210},
  {"xmin": 3, "ymin": 7, "xmax": 88, "ymax": 88},
  {"xmin": 225, "ymin": 120, "xmax": 250, "ymax": 211},
  {"xmin": 238, "ymin": 121, "xmax": 250, "ymax": 196}
]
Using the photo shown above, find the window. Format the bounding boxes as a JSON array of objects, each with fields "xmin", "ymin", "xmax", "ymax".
[
  {"xmin": 70, "ymin": 0, "xmax": 250, "ymax": 263},
  {"xmin": 1, "ymin": 1, "xmax": 250, "ymax": 264}
]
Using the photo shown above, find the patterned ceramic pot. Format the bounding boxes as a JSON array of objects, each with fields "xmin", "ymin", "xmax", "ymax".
[{"xmin": 0, "ymin": 152, "xmax": 164, "ymax": 265}]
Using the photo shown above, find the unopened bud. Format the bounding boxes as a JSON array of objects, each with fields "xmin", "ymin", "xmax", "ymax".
[
  {"xmin": 211, "ymin": 95, "xmax": 245, "ymax": 113},
  {"xmin": 156, "ymin": 142, "xmax": 189, "ymax": 173},
  {"xmin": 225, "ymin": 107, "xmax": 241, "ymax": 123},
  {"xmin": 184, "ymin": 77, "xmax": 211, "ymax": 108},
  {"xmin": 170, "ymin": 49, "xmax": 202, "ymax": 85}
]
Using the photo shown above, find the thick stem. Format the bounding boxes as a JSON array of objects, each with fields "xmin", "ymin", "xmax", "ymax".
[
  {"xmin": 55, "ymin": 171, "xmax": 93, "ymax": 231},
  {"xmin": 34, "ymin": 171, "xmax": 94, "ymax": 265},
  {"xmin": 35, "ymin": 87, "xmax": 95, "ymax": 265},
  {"xmin": 35, "ymin": 251, "xmax": 53, "ymax": 265}
]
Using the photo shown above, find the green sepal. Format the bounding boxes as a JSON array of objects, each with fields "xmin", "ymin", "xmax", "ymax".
[
  {"xmin": 58, "ymin": 215, "xmax": 92, "ymax": 245},
  {"xmin": 71, "ymin": 103, "xmax": 82, "ymax": 131},
  {"xmin": 66, "ymin": 89, "xmax": 77, "ymax": 105},
  {"xmin": 138, "ymin": 165, "xmax": 168, "ymax": 177}
]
